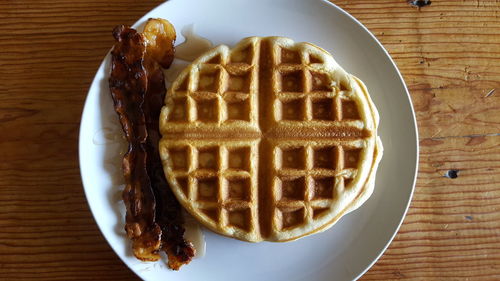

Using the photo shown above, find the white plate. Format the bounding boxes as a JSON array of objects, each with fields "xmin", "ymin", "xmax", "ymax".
[{"xmin": 79, "ymin": 0, "xmax": 418, "ymax": 280}]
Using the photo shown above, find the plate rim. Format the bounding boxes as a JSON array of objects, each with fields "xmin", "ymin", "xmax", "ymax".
[{"xmin": 78, "ymin": 0, "xmax": 419, "ymax": 280}]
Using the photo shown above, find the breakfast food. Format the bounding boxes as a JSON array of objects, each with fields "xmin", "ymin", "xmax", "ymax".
[
  {"xmin": 159, "ymin": 36, "xmax": 383, "ymax": 242},
  {"xmin": 109, "ymin": 19, "xmax": 194, "ymax": 269}
]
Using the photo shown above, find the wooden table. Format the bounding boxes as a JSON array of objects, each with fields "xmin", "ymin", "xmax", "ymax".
[{"xmin": 1, "ymin": 0, "xmax": 499, "ymax": 280}]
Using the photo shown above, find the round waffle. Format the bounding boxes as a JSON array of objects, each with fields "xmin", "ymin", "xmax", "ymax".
[{"xmin": 159, "ymin": 37, "xmax": 383, "ymax": 242}]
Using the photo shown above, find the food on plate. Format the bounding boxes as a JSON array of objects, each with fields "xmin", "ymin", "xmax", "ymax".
[
  {"xmin": 142, "ymin": 18, "xmax": 176, "ymax": 68},
  {"xmin": 159, "ymin": 36, "xmax": 383, "ymax": 242},
  {"xmin": 108, "ymin": 18, "xmax": 194, "ymax": 270}
]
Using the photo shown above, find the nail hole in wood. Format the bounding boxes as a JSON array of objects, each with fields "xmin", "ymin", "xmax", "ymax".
[{"xmin": 444, "ymin": 169, "xmax": 459, "ymax": 179}]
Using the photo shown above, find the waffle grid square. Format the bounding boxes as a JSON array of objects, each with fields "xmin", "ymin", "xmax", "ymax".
[{"xmin": 272, "ymin": 143, "xmax": 360, "ymax": 230}]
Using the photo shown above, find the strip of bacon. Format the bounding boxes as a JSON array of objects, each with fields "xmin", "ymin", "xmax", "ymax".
[
  {"xmin": 109, "ymin": 20, "xmax": 194, "ymax": 270},
  {"xmin": 143, "ymin": 65, "xmax": 195, "ymax": 269},
  {"xmin": 109, "ymin": 25, "xmax": 162, "ymax": 261},
  {"xmin": 142, "ymin": 18, "xmax": 195, "ymax": 270}
]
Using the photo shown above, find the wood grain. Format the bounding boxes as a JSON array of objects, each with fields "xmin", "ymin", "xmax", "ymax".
[
  {"xmin": 0, "ymin": 1, "xmax": 164, "ymax": 280},
  {"xmin": 335, "ymin": 0, "xmax": 500, "ymax": 139},
  {"xmin": 333, "ymin": 1, "xmax": 500, "ymax": 280},
  {"xmin": 362, "ymin": 136, "xmax": 500, "ymax": 280},
  {"xmin": 0, "ymin": 0, "xmax": 499, "ymax": 280}
]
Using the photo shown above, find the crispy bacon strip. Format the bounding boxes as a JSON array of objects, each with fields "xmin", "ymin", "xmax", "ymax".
[
  {"xmin": 109, "ymin": 25, "xmax": 162, "ymax": 261},
  {"xmin": 142, "ymin": 19, "xmax": 195, "ymax": 270},
  {"xmin": 143, "ymin": 62, "xmax": 195, "ymax": 270},
  {"xmin": 109, "ymin": 20, "xmax": 194, "ymax": 269}
]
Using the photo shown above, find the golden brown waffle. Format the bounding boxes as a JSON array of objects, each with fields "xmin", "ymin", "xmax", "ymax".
[{"xmin": 159, "ymin": 37, "xmax": 383, "ymax": 242}]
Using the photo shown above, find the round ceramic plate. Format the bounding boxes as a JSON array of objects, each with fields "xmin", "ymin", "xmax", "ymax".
[{"xmin": 79, "ymin": 0, "xmax": 418, "ymax": 280}]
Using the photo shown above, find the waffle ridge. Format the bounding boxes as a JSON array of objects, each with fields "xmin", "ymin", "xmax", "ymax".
[{"xmin": 160, "ymin": 36, "xmax": 382, "ymax": 242}]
